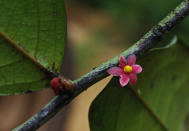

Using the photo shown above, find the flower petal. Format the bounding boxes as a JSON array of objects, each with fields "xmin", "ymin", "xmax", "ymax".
[
  {"xmin": 107, "ymin": 67, "xmax": 123, "ymax": 76},
  {"xmin": 127, "ymin": 54, "xmax": 136, "ymax": 65},
  {"xmin": 119, "ymin": 55, "xmax": 127, "ymax": 69},
  {"xmin": 129, "ymin": 73, "xmax": 137, "ymax": 86},
  {"xmin": 120, "ymin": 74, "xmax": 129, "ymax": 87},
  {"xmin": 132, "ymin": 65, "xmax": 142, "ymax": 74}
]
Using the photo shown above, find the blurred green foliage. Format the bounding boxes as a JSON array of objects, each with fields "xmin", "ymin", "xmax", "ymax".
[{"xmin": 68, "ymin": 0, "xmax": 189, "ymax": 44}]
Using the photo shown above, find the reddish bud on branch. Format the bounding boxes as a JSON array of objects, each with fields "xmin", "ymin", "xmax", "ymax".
[{"xmin": 50, "ymin": 76, "xmax": 74, "ymax": 95}]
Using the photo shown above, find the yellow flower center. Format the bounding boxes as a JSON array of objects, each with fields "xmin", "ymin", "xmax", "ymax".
[{"xmin": 124, "ymin": 65, "xmax": 132, "ymax": 73}]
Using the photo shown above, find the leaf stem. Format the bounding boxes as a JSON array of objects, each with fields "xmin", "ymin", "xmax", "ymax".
[{"xmin": 14, "ymin": 0, "xmax": 189, "ymax": 130}]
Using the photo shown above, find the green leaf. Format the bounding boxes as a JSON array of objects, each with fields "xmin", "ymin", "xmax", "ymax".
[
  {"xmin": 0, "ymin": 0, "xmax": 66, "ymax": 71},
  {"xmin": 89, "ymin": 42, "xmax": 189, "ymax": 131},
  {"xmin": 0, "ymin": 0, "xmax": 66, "ymax": 95},
  {"xmin": 0, "ymin": 35, "xmax": 51, "ymax": 95}
]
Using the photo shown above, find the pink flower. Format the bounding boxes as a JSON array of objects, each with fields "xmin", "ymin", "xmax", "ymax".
[{"xmin": 107, "ymin": 54, "xmax": 142, "ymax": 87}]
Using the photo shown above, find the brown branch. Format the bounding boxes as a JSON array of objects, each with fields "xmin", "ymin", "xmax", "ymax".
[{"xmin": 14, "ymin": 0, "xmax": 189, "ymax": 130}]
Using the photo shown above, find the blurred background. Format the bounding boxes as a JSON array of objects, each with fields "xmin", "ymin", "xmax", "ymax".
[{"xmin": 0, "ymin": 0, "xmax": 188, "ymax": 130}]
